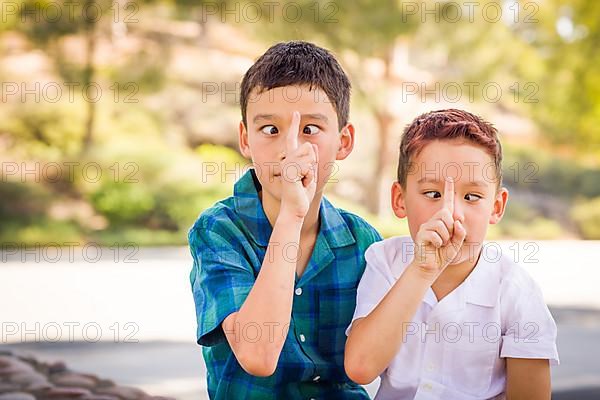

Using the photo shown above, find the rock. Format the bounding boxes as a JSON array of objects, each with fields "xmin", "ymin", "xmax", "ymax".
[
  {"xmin": 95, "ymin": 378, "xmax": 115, "ymax": 388},
  {"xmin": 95, "ymin": 386, "xmax": 146, "ymax": 400},
  {"xmin": 0, "ymin": 356, "xmax": 35, "ymax": 377},
  {"xmin": 0, "ymin": 356, "xmax": 35, "ymax": 376},
  {"xmin": 51, "ymin": 372, "xmax": 97, "ymax": 389},
  {"xmin": 7, "ymin": 370, "xmax": 50, "ymax": 387},
  {"xmin": 0, "ymin": 353, "xmax": 170, "ymax": 400},
  {"xmin": 24, "ymin": 379, "xmax": 53, "ymax": 391},
  {"xmin": 14, "ymin": 353, "xmax": 39, "ymax": 366},
  {"xmin": 0, "ymin": 382, "xmax": 21, "ymax": 392},
  {"xmin": 0, "ymin": 393, "xmax": 36, "ymax": 400},
  {"xmin": 47, "ymin": 361, "xmax": 67, "ymax": 374},
  {"xmin": 38, "ymin": 386, "xmax": 92, "ymax": 399},
  {"xmin": 81, "ymin": 395, "xmax": 121, "ymax": 400}
]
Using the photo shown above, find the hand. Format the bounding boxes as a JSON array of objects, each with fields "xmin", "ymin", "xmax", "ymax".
[
  {"xmin": 280, "ymin": 111, "xmax": 318, "ymax": 219},
  {"xmin": 411, "ymin": 177, "xmax": 466, "ymax": 281}
]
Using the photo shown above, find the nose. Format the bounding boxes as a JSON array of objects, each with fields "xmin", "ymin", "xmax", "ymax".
[
  {"xmin": 452, "ymin": 195, "xmax": 465, "ymax": 224},
  {"xmin": 277, "ymin": 148, "xmax": 286, "ymax": 161}
]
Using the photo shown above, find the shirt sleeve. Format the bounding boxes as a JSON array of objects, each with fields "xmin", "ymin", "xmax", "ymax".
[
  {"xmin": 189, "ymin": 223, "xmax": 255, "ymax": 347},
  {"xmin": 345, "ymin": 241, "xmax": 394, "ymax": 336},
  {"xmin": 500, "ymin": 277, "xmax": 559, "ymax": 365}
]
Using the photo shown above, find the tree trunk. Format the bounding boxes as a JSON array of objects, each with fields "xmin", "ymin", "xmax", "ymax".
[
  {"xmin": 80, "ymin": 0, "xmax": 97, "ymax": 156},
  {"xmin": 365, "ymin": 111, "xmax": 393, "ymax": 215},
  {"xmin": 364, "ymin": 48, "xmax": 395, "ymax": 216}
]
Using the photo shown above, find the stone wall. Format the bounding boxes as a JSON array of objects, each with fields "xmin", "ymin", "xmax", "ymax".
[{"xmin": 0, "ymin": 350, "xmax": 174, "ymax": 400}]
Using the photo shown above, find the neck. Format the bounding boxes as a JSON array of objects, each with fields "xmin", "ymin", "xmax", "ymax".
[{"xmin": 435, "ymin": 246, "xmax": 482, "ymax": 287}]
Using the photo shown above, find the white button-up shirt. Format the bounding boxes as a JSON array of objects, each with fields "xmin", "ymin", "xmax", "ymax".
[{"xmin": 346, "ymin": 236, "xmax": 559, "ymax": 400}]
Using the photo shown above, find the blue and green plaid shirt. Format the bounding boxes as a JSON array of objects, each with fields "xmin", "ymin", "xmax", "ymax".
[{"xmin": 188, "ymin": 169, "xmax": 381, "ymax": 399}]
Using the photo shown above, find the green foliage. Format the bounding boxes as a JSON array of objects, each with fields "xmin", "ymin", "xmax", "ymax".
[
  {"xmin": 0, "ymin": 102, "xmax": 86, "ymax": 158},
  {"xmin": 2, "ymin": 0, "xmax": 599, "ymax": 244},
  {"xmin": 89, "ymin": 180, "xmax": 156, "ymax": 225},
  {"xmin": 78, "ymin": 142, "xmax": 238, "ymax": 233},
  {"xmin": 571, "ymin": 197, "xmax": 600, "ymax": 239},
  {"xmin": 1, "ymin": 220, "xmax": 82, "ymax": 245},
  {"xmin": 0, "ymin": 181, "xmax": 52, "ymax": 224},
  {"xmin": 491, "ymin": 202, "xmax": 563, "ymax": 239},
  {"xmin": 326, "ymin": 193, "xmax": 410, "ymax": 239},
  {"xmin": 413, "ymin": 0, "xmax": 600, "ymax": 153},
  {"xmin": 502, "ymin": 145, "xmax": 600, "ymax": 198},
  {"xmin": 0, "ymin": 181, "xmax": 83, "ymax": 245}
]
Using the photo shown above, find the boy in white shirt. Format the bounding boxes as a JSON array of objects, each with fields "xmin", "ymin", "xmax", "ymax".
[{"xmin": 345, "ymin": 109, "xmax": 559, "ymax": 399}]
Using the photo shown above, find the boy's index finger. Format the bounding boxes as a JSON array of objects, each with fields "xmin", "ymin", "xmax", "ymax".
[
  {"xmin": 286, "ymin": 111, "xmax": 300, "ymax": 152},
  {"xmin": 444, "ymin": 176, "xmax": 454, "ymax": 213}
]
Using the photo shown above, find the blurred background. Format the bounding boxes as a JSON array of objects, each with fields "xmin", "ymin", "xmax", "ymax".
[{"xmin": 1, "ymin": 0, "xmax": 599, "ymax": 399}]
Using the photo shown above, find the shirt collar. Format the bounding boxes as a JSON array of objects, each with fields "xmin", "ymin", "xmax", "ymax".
[
  {"xmin": 233, "ymin": 169, "xmax": 356, "ymax": 249},
  {"xmin": 400, "ymin": 241, "xmax": 500, "ymax": 310},
  {"xmin": 464, "ymin": 244, "xmax": 502, "ymax": 307}
]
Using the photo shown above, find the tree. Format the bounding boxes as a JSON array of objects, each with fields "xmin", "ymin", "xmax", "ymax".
[{"xmin": 234, "ymin": 0, "xmax": 419, "ymax": 214}]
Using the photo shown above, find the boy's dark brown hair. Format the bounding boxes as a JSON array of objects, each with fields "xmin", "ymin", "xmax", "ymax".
[
  {"xmin": 397, "ymin": 109, "xmax": 503, "ymax": 190},
  {"xmin": 240, "ymin": 41, "xmax": 351, "ymax": 130}
]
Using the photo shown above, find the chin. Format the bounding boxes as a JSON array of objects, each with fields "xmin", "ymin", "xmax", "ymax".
[
  {"xmin": 256, "ymin": 180, "xmax": 281, "ymax": 201},
  {"xmin": 449, "ymin": 246, "xmax": 476, "ymax": 266}
]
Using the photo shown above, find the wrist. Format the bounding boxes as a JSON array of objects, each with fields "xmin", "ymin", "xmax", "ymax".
[
  {"xmin": 405, "ymin": 261, "xmax": 439, "ymax": 285},
  {"xmin": 277, "ymin": 207, "xmax": 305, "ymax": 225}
]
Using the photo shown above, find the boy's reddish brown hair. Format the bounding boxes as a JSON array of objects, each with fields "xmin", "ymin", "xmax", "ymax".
[{"xmin": 397, "ymin": 109, "xmax": 503, "ymax": 190}]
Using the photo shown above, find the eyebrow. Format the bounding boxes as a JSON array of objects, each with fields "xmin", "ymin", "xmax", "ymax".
[
  {"xmin": 416, "ymin": 177, "xmax": 488, "ymax": 187},
  {"xmin": 252, "ymin": 113, "xmax": 329, "ymax": 124},
  {"xmin": 304, "ymin": 113, "xmax": 329, "ymax": 123},
  {"xmin": 253, "ymin": 114, "xmax": 278, "ymax": 124}
]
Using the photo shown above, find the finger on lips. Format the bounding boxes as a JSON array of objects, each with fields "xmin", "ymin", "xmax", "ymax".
[
  {"xmin": 303, "ymin": 168, "xmax": 315, "ymax": 188},
  {"xmin": 438, "ymin": 209, "xmax": 454, "ymax": 235},
  {"xmin": 426, "ymin": 230, "xmax": 444, "ymax": 248},
  {"xmin": 431, "ymin": 220, "xmax": 451, "ymax": 244}
]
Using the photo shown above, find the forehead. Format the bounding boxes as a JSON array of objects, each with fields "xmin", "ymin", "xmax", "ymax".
[
  {"xmin": 245, "ymin": 85, "xmax": 337, "ymax": 122},
  {"xmin": 409, "ymin": 139, "xmax": 496, "ymax": 185}
]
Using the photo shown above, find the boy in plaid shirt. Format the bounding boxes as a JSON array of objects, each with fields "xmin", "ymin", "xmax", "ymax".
[{"xmin": 189, "ymin": 41, "xmax": 381, "ymax": 399}]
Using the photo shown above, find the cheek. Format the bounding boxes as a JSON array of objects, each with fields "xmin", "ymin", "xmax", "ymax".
[
  {"xmin": 406, "ymin": 202, "xmax": 434, "ymax": 236},
  {"xmin": 462, "ymin": 207, "xmax": 489, "ymax": 240},
  {"xmin": 249, "ymin": 138, "xmax": 277, "ymax": 161},
  {"xmin": 314, "ymin": 145, "xmax": 337, "ymax": 177}
]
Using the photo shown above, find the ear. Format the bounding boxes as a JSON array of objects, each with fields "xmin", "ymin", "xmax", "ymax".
[
  {"xmin": 335, "ymin": 123, "xmax": 355, "ymax": 160},
  {"xmin": 489, "ymin": 187, "xmax": 509, "ymax": 224},
  {"xmin": 391, "ymin": 181, "xmax": 407, "ymax": 218},
  {"xmin": 238, "ymin": 120, "xmax": 251, "ymax": 158}
]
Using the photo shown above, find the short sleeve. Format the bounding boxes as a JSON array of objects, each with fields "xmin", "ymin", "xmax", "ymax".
[
  {"xmin": 189, "ymin": 224, "xmax": 255, "ymax": 347},
  {"xmin": 345, "ymin": 242, "xmax": 394, "ymax": 336},
  {"xmin": 500, "ymin": 279, "xmax": 559, "ymax": 365}
]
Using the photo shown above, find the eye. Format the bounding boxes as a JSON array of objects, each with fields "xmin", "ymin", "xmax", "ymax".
[
  {"xmin": 465, "ymin": 193, "xmax": 482, "ymax": 202},
  {"xmin": 424, "ymin": 191, "xmax": 441, "ymax": 199},
  {"xmin": 303, "ymin": 124, "xmax": 320, "ymax": 135},
  {"xmin": 260, "ymin": 125, "xmax": 278, "ymax": 135}
]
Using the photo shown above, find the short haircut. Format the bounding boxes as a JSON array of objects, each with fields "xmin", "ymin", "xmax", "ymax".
[
  {"xmin": 240, "ymin": 41, "xmax": 351, "ymax": 130},
  {"xmin": 397, "ymin": 109, "xmax": 503, "ymax": 189}
]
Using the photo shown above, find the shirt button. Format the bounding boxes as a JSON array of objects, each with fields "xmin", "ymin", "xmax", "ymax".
[
  {"xmin": 295, "ymin": 287, "xmax": 303, "ymax": 296},
  {"xmin": 422, "ymin": 383, "xmax": 433, "ymax": 391},
  {"xmin": 299, "ymin": 334, "xmax": 306, "ymax": 342},
  {"xmin": 426, "ymin": 363, "xmax": 436, "ymax": 372},
  {"xmin": 313, "ymin": 375, "xmax": 320, "ymax": 382}
]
